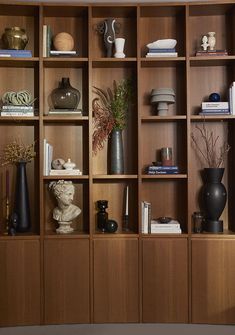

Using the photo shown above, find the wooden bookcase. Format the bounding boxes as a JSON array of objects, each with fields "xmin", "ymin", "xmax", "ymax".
[{"xmin": 0, "ymin": 0, "xmax": 235, "ymax": 326}]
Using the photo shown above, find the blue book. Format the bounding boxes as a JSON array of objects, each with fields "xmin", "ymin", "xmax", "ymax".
[
  {"xmin": 0, "ymin": 49, "xmax": 32, "ymax": 57},
  {"xmin": 148, "ymin": 48, "xmax": 176, "ymax": 53}
]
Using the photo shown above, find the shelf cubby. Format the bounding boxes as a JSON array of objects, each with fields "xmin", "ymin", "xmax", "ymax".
[
  {"xmin": 139, "ymin": 5, "xmax": 186, "ymax": 58},
  {"xmin": 92, "ymin": 179, "xmax": 138, "ymax": 234},
  {"xmin": 139, "ymin": 62, "xmax": 186, "ymax": 117}
]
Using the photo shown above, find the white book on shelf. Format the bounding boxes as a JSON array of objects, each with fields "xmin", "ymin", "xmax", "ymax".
[
  {"xmin": 43, "ymin": 139, "xmax": 47, "ymax": 176},
  {"xmin": 151, "ymin": 227, "xmax": 182, "ymax": 234},
  {"xmin": 201, "ymin": 102, "xmax": 229, "ymax": 109},
  {"xmin": 48, "ymin": 143, "xmax": 53, "ymax": 175},
  {"xmin": 141, "ymin": 201, "xmax": 151, "ymax": 234},
  {"xmin": 231, "ymin": 82, "xmax": 235, "ymax": 115},
  {"xmin": 43, "ymin": 25, "xmax": 47, "ymax": 57},
  {"xmin": 49, "ymin": 169, "xmax": 82, "ymax": 176}
]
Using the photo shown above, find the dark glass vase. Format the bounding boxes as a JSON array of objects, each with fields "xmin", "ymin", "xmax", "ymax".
[
  {"xmin": 14, "ymin": 161, "xmax": 31, "ymax": 232},
  {"xmin": 97, "ymin": 200, "xmax": 108, "ymax": 232},
  {"xmin": 110, "ymin": 129, "xmax": 124, "ymax": 174},
  {"xmin": 51, "ymin": 77, "xmax": 80, "ymax": 109},
  {"xmin": 202, "ymin": 168, "xmax": 227, "ymax": 233}
]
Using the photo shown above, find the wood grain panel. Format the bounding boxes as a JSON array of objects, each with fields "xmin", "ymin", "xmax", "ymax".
[
  {"xmin": 44, "ymin": 239, "xmax": 90, "ymax": 324},
  {"xmin": 93, "ymin": 238, "xmax": 139, "ymax": 322},
  {"xmin": 192, "ymin": 238, "xmax": 235, "ymax": 324},
  {"xmin": 0, "ymin": 240, "xmax": 40, "ymax": 326},
  {"xmin": 142, "ymin": 238, "xmax": 188, "ymax": 323}
]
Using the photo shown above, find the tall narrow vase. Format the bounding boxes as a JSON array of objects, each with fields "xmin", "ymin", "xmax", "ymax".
[
  {"xmin": 110, "ymin": 129, "xmax": 124, "ymax": 174},
  {"xmin": 14, "ymin": 161, "xmax": 31, "ymax": 232},
  {"xmin": 202, "ymin": 168, "xmax": 226, "ymax": 233}
]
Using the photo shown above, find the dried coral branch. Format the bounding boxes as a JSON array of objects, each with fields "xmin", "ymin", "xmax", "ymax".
[
  {"xmin": 0, "ymin": 139, "xmax": 36, "ymax": 166},
  {"xmin": 191, "ymin": 122, "xmax": 230, "ymax": 168}
]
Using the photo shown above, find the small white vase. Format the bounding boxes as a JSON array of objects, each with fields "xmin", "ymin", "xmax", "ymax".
[
  {"xmin": 114, "ymin": 38, "xmax": 125, "ymax": 58},
  {"xmin": 208, "ymin": 32, "xmax": 216, "ymax": 51},
  {"xmin": 63, "ymin": 158, "xmax": 76, "ymax": 170}
]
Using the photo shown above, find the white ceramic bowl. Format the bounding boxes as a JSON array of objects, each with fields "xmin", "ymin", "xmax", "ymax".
[{"xmin": 147, "ymin": 39, "xmax": 177, "ymax": 49}]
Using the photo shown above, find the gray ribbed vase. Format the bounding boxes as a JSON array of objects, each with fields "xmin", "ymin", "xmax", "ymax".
[{"xmin": 110, "ymin": 129, "xmax": 124, "ymax": 174}]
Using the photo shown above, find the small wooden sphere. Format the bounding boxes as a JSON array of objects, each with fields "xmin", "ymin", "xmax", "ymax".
[{"xmin": 53, "ymin": 32, "xmax": 74, "ymax": 51}]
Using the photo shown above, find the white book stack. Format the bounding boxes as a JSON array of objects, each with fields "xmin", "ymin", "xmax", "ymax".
[
  {"xmin": 49, "ymin": 169, "xmax": 82, "ymax": 176},
  {"xmin": 43, "ymin": 139, "xmax": 53, "ymax": 176},
  {"xmin": 200, "ymin": 101, "xmax": 230, "ymax": 115},
  {"xmin": 150, "ymin": 219, "xmax": 181, "ymax": 234},
  {"xmin": 1, "ymin": 105, "xmax": 34, "ymax": 117},
  {"xmin": 141, "ymin": 201, "xmax": 151, "ymax": 234}
]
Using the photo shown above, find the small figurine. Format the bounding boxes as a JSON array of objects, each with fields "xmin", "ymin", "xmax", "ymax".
[
  {"xmin": 95, "ymin": 18, "xmax": 121, "ymax": 57},
  {"xmin": 201, "ymin": 35, "xmax": 209, "ymax": 51}
]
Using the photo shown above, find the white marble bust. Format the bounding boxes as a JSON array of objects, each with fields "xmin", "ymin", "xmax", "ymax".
[{"xmin": 49, "ymin": 180, "xmax": 81, "ymax": 234}]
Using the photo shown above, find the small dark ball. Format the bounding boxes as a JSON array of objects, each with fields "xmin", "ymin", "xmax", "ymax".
[
  {"xmin": 105, "ymin": 219, "xmax": 118, "ymax": 233},
  {"xmin": 209, "ymin": 92, "xmax": 220, "ymax": 102}
]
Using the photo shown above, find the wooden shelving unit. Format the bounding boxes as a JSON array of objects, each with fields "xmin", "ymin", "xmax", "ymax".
[{"xmin": 1, "ymin": 0, "xmax": 235, "ymax": 327}]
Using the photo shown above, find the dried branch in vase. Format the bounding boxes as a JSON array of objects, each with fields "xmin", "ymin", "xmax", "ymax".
[
  {"xmin": 92, "ymin": 79, "xmax": 133, "ymax": 154},
  {"xmin": 191, "ymin": 122, "xmax": 230, "ymax": 168},
  {"xmin": 0, "ymin": 139, "xmax": 36, "ymax": 166}
]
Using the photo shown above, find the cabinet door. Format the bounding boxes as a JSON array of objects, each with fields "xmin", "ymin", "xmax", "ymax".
[
  {"xmin": 44, "ymin": 239, "xmax": 90, "ymax": 324},
  {"xmin": 142, "ymin": 238, "xmax": 188, "ymax": 323},
  {"xmin": 192, "ymin": 239, "xmax": 235, "ymax": 324},
  {"xmin": 0, "ymin": 240, "xmax": 40, "ymax": 326},
  {"xmin": 93, "ymin": 238, "xmax": 139, "ymax": 323}
]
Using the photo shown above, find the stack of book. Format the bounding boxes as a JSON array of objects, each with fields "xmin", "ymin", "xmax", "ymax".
[
  {"xmin": 141, "ymin": 201, "xmax": 151, "ymax": 234},
  {"xmin": 49, "ymin": 169, "xmax": 82, "ymax": 176},
  {"xmin": 146, "ymin": 48, "xmax": 178, "ymax": 58},
  {"xmin": 145, "ymin": 165, "xmax": 179, "ymax": 174},
  {"xmin": 49, "ymin": 50, "xmax": 78, "ymax": 57},
  {"xmin": 1, "ymin": 105, "xmax": 34, "ymax": 117},
  {"xmin": 196, "ymin": 49, "xmax": 228, "ymax": 57},
  {"xmin": 200, "ymin": 102, "xmax": 230, "ymax": 115},
  {"xmin": 0, "ymin": 49, "xmax": 32, "ymax": 58},
  {"xmin": 150, "ymin": 219, "xmax": 181, "ymax": 234}
]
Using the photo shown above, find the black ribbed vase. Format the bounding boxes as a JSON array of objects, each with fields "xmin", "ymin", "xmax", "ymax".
[
  {"xmin": 14, "ymin": 161, "xmax": 31, "ymax": 232},
  {"xmin": 110, "ymin": 129, "xmax": 124, "ymax": 174},
  {"xmin": 202, "ymin": 168, "xmax": 227, "ymax": 233}
]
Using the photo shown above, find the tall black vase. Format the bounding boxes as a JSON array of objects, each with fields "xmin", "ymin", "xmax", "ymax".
[
  {"xmin": 109, "ymin": 129, "xmax": 124, "ymax": 174},
  {"xmin": 202, "ymin": 168, "xmax": 227, "ymax": 233},
  {"xmin": 14, "ymin": 161, "xmax": 31, "ymax": 232}
]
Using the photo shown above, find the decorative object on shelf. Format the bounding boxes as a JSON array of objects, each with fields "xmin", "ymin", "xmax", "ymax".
[
  {"xmin": 191, "ymin": 123, "xmax": 230, "ymax": 233},
  {"xmin": 123, "ymin": 185, "xmax": 129, "ymax": 231},
  {"xmin": 53, "ymin": 32, "xmax": 74, "ymax": 51},
  {"xmin": 97, "ymin": 200, "xmax": 108, "ymax": 232},
  {"xmin": 105, "ymin": 219, "xmax": 118, "ymax": 233},
  {"xmin": 2, "ymin": 90, "xmax": 35, "ymax": 106},
  {"xmin": 95, "ymin": 18, "xmax": 121, "ymax": 57},
  {"xmin": 201, "ymin": 35, "xmax": 209, "ymax": 51},
  {"xmin": 146, "ymin": 39, "xmax": 178, "ymax": 57},
  {"xmin": 2, "ymin": 27, "xmax": 29, "ymax": 50},
  {"xmin": 209, "ymin": 92, "xmax": 220, "ymax": 102},
  {"xmin": 150, "ymin": 88, "xmax": 175, "ymax": 116},
  {"xmin": 9, "ymin": 212, "xmax": 18, "ymax": 236},
  {"xmin": 202, "ymin": 168, "xmax": 226, "ymax": 233},
  {"xmin": 114, "ymin": 38, "xmax": 125, "ymax": 58},
  {"xmin": 4, "ymin": 169, "xmax": 10, "ymax": 235},
  {"xmin": 192, "ymin": 211, "xmax": 204, "ymax": 233},
  {"xmin": 147, "ymin": 39, "xmax": 177, "ymax": 50},
  {"xmin": 1, "ymin": 139, "xmax": 36, "ymax": 233},
  {"xmin": 51, "ymin": 158, "xmax": 65, "ymax": 170},
  {"xmin": 63, "ymin": 158, "xmax": 76, "ymax": 170},
  {"xmin": 49, "ymin": 180, "xmax": 81, "ymax": 234},
  {"xmin": 92, "ymin": 78, "xmax": 133, "ymax": 174},
  {"xmin": 161, "ymin": 147, "xmax": 173, "ymax": 166},
  {"xmin": 208, "ymin": 31, "xmax": 216, "ymax": 51},
  {"xmin": 51, "ymin": 77, "xmax": 80, "ymax": 109}
]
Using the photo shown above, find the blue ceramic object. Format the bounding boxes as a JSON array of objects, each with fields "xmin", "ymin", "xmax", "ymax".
[{"xmin": 209, "ymin": 92, "xmax": 220, "ymax": 102}]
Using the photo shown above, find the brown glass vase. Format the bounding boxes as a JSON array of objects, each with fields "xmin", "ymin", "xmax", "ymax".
[{"xmin": 51, "ymin": 77, "xmax": 80, "ymax": 109}]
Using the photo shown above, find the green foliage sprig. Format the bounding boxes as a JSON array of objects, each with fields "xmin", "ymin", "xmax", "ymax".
[{"xmin": 92, "ymin": 79, "xmax": 133, "ymax": 154}]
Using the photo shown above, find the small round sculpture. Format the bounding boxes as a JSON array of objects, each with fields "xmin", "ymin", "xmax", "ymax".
[
  {"xmin": 209, "ymin": 92, "xmax": 220, "ymax": 102},
  {"xmin": 49, "ymin": 180, "xmax": 81, "ymax": 234},
  {"xmin": 150, "ymin": 88, "xmax": 175, "ymax": 116},
  {"xmin": 105, "ymin": 219, "xmax": 118, "ymax": 233},
  {"xmin": 52, "ymin": 158, "xmax": 65, "ymax": 170},
  {"xmin": 53, "ymin": 32, "xmax": 74, "ymax": 51}
]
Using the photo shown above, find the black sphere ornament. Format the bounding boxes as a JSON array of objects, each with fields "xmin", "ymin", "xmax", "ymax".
[
  {"xmin": 209, "ymin": 92, "xmax": 220, "ymax": 102},
  {"xmin": 105, "ymin": 219, "xmax": 118, "ymax": 233}
]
